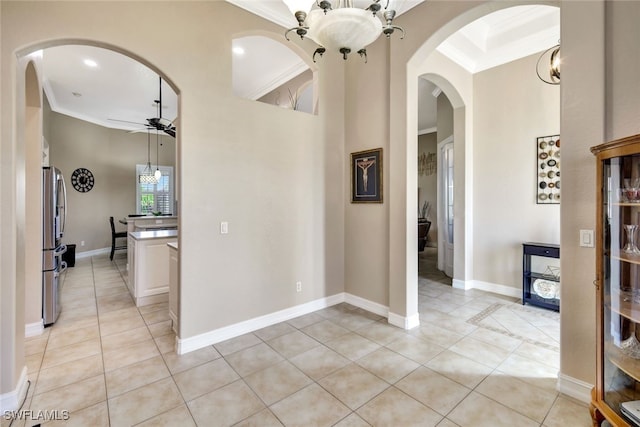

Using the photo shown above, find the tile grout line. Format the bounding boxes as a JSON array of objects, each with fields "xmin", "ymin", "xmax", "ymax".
[
  {"xmin": 93, "ymin": 256, "xmax": 113, "ymax": 427},
  {"xmin": 111, "ymin": 253, "xmax": 196, "ymax": 426}
]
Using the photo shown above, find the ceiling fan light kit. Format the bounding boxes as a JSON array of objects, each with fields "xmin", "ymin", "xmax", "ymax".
[{"xmin": 284, "ymin": 0, "xmax": 404, "ymax": 62}]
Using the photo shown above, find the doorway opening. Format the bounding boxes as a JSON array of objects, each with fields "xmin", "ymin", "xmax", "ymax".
[{"xmin": 17, "ymin": 40, "xmax": 181, "ymax": 340}]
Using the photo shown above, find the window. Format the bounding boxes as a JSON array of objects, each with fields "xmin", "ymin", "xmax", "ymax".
[{"xmin": 136, "ymin": 165, "xmax": 174, "ymax": 215}]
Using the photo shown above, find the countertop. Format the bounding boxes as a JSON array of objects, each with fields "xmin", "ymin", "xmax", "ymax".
[
  {"xmin": 129, "ymin": 230, "xmax": 178, "ymax": 240},
  {"xmin": 121, "ymin": 215, "xmax": 178, "ymax": 222},
  {"xmin": 167, "ymin": 242, "xmax": 178, "ymax": 250}
]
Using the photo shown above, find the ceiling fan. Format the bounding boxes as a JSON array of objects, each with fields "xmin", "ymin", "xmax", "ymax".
[{"xmin": 109, "ymin": 76, "xmax": 176, "ymax": 138}]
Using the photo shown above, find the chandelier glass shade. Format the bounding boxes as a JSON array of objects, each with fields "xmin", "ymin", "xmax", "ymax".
[
  {"xmin": 284, "ymin": 0, "xmax": 404, "ymax": 62},
  {"xmin": 306, "ymin": 8, "xmax": 382, "ymax": 52}
]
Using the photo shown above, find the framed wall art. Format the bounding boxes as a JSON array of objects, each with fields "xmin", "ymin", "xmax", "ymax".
[
  {"xmin": 536, "ymin": 134, "xmax": 560, "ymax": 204},
  {"xmin": 351, "ymin": 148, "xmax": 383, "ymax": 203}
]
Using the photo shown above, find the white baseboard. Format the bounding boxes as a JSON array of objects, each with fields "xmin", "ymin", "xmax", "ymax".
[
  {"xmin": 470, "ymin": 280, "xmax": 521, "ymax": 299},
  {"xmin": 557, "ymin": 373, "xmax": 592, "ymax": 404},
  {"xmin": 136, "ymin": 292, "xmax": 168, "ymax": 307},
  {"xmin": 0, "ymin": 366, "xmax": 28, "ymax": 413},
  {"xmin": 25, "ymin": 320, "xmax": 44, "ymax": 337},
  {"xmin": 388, "ymin": 311, "xmax": 420, "ymax": 330},
  {"xmin": 177, "ymin": 291, "xmax": 404, "ymax": 355},
  {"xmin": 452, "ymin": 279, "xmax": 471, "ymax": 290},
  {"xmin": 452, "ymin": 279, "xmax": 521, "ymax": 299},
  {"xmin": 344, "ymin": 293, "xmax": 388, "ymax": 317},
  {"xmin": 76, "ymin": 247, "xmax": 110, "ymax": 259},
  {"xmin": 177, "ymin": 293, "xmax": 346, "ymax": 354}
]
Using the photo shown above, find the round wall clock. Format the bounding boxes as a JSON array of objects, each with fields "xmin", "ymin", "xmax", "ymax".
[{"xmin": 71, "ymin": 168, "xmax": 95, "ymax": 193}]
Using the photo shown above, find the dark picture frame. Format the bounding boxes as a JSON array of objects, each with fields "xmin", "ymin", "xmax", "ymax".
[{"xmin": 351, "ymin": 148, "xmax": 383, "ymax": 203}]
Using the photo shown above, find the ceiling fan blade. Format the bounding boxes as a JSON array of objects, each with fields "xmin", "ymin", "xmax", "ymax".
[
  {"xmin": 108, "ymin": 118, "xmax": 148, "ymax": 126},
  {"xmin": 110, "ymin": 76, "xmax": 176, "ymax": 138}
]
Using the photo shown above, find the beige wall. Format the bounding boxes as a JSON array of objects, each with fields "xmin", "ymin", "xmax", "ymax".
[
  {"xmin": 48, "ymin": 112, "xmax": 177, "ymax": 252},
  {"xmin": 24, "ymin": 63, "xmax": 44, "ymax": 327},
  {"xmin": 344, "ymin": 36, "xmax": 390, "ymax": 307},
  {"xmin": 605, "ymin": 2, "xmax": 640, "ymax": 142},
  {"xmin": 473, "ymin": 52, "xmax": 560, "ymax": 290},
  {"xmin": 558, "ymin": 0, "xmax": 602, "ymax": 391}
]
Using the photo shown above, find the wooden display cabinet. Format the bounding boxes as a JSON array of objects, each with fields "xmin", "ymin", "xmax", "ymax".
[{"xmin": 591, "ymin": 133, "xmax": 640, "ymax": 426}]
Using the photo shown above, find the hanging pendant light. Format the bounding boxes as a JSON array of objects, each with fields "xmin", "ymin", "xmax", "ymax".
[
  {"xmin": 139, "ymin": 129, "xmax": 158, "ymax": 184},
  {"xmin": 536, "ymin": 43, "xmax": 560, "ymax": 85},
  {"xmin": 154, "ymin": 130, "xmax": 162, "ymax": 181}
]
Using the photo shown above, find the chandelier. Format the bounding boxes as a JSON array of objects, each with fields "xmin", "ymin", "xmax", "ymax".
[
  {"xmin": 536, "ymin": 43, "xmax": 560, "ymax": 85},
  {"xmin": 284, "ymin": 0, "xmax": 405, "ymax": 62}
]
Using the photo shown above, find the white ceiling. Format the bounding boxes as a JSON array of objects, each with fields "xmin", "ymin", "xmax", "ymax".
[
  {"xmin": 437, "ymin": 5, "xmax": 560, "ymax": 74},
  {"xmin": 35, "ymin": 45, "xmax": 178, "ymax": 133},
  {"xmin": 34, "ymin": 2, "xmax": 558, "ymax": 134},
  {"xmin": 232, "ymin": 36, "xmax": 309, "ymax": 100}
]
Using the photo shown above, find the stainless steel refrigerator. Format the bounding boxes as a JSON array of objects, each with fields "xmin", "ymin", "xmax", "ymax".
[{"xmin": 43, "ymin": 166, "xmax": 68, "ymax": 326}]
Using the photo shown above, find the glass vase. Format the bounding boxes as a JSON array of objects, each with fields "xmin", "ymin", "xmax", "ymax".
[{"xmin": 623, "ymin": 224, "xmax": 640, "ymax": 254}]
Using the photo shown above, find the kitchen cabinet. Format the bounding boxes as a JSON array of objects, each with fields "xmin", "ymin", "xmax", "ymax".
[
  {"xmin": 168, "ymin": 242, "xmax": 178, "ymax": 334},
  {"xmin": 127, "ymin": 230, "xmax": 177, "ymax": 307},
  {"xmin": 591, "ymin": 133, "xmax": 640, "ymax": 426}
]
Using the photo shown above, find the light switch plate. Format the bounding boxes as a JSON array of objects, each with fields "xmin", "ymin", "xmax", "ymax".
[
  {"xmin": 220, "ymin": 221, "xmax": 228, "ymax": 234},
  {"xmin": 580, "ymin": 229, "xmax": 594, "ymax": 247}
]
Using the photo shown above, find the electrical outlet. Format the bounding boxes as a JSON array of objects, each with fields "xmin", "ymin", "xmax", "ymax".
[
  {"xmin": 80, "ymin": 241, "xmax": 85, "ymax": 246},
  {"xmin": 296, "ymin": 281, "xmax": 302, "ymax": 292}
]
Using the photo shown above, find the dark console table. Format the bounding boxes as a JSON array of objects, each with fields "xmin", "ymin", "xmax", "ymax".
[{"xmin": 522, "ymin": 242, "xmax": 560, "ymax": 311}]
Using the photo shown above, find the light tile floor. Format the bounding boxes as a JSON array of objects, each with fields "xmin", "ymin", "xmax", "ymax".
[{"xmin": 6, "ymin": 249, "xmax": 593, "ymax": 426}]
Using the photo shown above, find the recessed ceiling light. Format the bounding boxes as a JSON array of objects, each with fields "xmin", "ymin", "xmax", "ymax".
[
  {"xmin": 83, "ymin": 59, "xmax": 98, "ymax": 68},
  {"xmin": 232, "ymin": 46, "xmax": 245, "ymax": 56}
]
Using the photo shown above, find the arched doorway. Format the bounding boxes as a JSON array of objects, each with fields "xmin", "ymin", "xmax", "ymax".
[
  {"xmin": 397, "ymin": 3, "xmax": 560, "ymax": 328},
  {"xmin": 8, "ymin": 40, "xmax": 181, "ymax": 406}
]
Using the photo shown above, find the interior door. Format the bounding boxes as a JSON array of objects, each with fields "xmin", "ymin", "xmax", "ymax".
[{"xmin": 438, "ymin": 138, "xmax": 454, "ymax": 277}]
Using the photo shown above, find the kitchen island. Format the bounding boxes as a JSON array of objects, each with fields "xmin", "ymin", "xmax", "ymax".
[
  {"xmin": 127, "ymin": 229, "xmax": 177, "ymax": 307},
  {"xmin": 168, "ymin": 242, "xmax": 178, "ymax": 334},
  {"xmin": 121, "ymin": 215, "xmax": 178, "ymax": 232}
]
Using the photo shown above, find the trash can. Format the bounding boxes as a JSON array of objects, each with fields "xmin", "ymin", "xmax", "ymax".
[{"xmin": 62, "ymin": 244, "xmax": 76, "ymax": 267}]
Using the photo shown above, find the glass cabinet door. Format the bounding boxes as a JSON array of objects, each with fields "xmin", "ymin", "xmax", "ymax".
[{"xmin": 602, "ymin": 154, "xmax": 640, "ymax": 422}]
